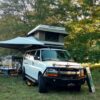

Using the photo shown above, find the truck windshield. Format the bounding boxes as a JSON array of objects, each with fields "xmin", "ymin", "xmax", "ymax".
[{"xmin": 41, "ymin": 49, "xmax": 71, "ymax": 61}]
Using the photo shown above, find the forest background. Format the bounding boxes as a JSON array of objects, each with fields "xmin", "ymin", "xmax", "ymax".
[{"xmin": 0, "ymin": 0, "xmax": 99, "ymax": 63}]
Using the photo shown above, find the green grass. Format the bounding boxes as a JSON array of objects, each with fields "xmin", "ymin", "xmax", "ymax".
[{"xmin": 0, "ymin": 69, "xmax": 100, "ymax": 100}]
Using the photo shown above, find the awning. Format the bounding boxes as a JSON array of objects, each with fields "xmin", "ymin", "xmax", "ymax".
[{"xmin": 0, "ymin": 37, "xmax": 44, "ymax": 50}]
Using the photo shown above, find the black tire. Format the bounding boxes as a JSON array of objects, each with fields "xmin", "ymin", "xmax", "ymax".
[
  {"xmin": 22, "ymin": 68, "xmax": 26, "ymax": 80},
  {"xmin": 75, "ymin": 85, "xmax": 81, "ymax": 92},
  {"xmin": 38, "ymin": 74, "xmax": 47, "ymax": 93}
]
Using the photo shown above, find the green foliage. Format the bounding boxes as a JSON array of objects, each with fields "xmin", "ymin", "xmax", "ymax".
[
  {"xmin": 64, "ymin": 18, "xmax": 100, "ymax": 63},
  {"xmin": 0, "ymin": 0, "xmax": 99, "ymax": 62}
]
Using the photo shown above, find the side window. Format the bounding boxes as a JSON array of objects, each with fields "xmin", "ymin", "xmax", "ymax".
[
  {"xmin": 34, "ymin": 50, "xmax": 40, "ymax": 60},
  {"xmin": 25, "ymin": 51, "xmax": 30, "ymax": 55},
  {"xmin": 30, "ymin": 50, "xmax": 36, "ymax": 56},
  {"xmin": 24, "ymin": 51, "xmax": 28, "ymax": 58}
]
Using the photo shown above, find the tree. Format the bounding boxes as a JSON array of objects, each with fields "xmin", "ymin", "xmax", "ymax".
[
  {"xmin": 0, "ymin": 0, "xmax": 99, "ymax": 62},
  {"xmin": 64, "ymin": 0, "xmax": 100, "ymax": 62}
]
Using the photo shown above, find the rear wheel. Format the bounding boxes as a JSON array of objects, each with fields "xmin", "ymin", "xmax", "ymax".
[
  {"xmin": 38, "ymin": 74, "xmax": 47, "ymax": 93},
  {"xmin": 22, "ymin": 67, "xmax": 26, "ymax": 80}
]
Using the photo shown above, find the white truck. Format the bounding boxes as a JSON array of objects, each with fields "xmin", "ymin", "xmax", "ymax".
[{"xmin": 22, "ymin": 48, "xmax": 87, "ymax": 93}]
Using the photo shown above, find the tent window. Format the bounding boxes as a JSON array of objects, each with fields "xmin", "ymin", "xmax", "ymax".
[{"xmin": 45, "ymin": 32, "xmax": 59, "ymax": 42}]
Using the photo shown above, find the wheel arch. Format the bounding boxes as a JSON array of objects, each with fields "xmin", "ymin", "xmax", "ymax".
[{"xmin": 38, "ymin": 71, "xmax": 42, "ymax": 77}]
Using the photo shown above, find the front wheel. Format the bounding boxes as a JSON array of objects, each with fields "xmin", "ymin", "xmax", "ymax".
[
  {"xmin": 38, "ymin": 74, "xmax": 47, "ymax": 93},
  {"xmin": 75, "ymin": 85, "xmax": 81, "ymax": 92}
]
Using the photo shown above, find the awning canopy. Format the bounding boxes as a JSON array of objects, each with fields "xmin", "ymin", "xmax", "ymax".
[{"xmin": 0, "ymin": 37, "xmax": 44, "ymax": 50}]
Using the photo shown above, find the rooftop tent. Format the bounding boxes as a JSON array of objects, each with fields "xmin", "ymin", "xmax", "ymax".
[
  {"xmin": 26, "ymin": 25, "xmax": 67, "ymax": 48},
  {"xmin": 0, "ymin": 37, "xmax": 44, "ymax": 50},
  {"xmin": 27, "ymin": 25, "xmax": 67, "ymax": 36}
]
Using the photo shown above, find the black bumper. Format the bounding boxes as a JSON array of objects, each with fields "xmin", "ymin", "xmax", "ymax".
[{"xmin": 44, "ymin": 77, "xmax": 86, "ymax": 86}]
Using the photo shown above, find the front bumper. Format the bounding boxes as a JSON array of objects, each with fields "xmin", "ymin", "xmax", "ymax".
[
  {"xmin": 43, "ymin": 67, "xmax": 86, "ymax": 86},
  {"xmin": 44, "ymin": 76, "xmax": 86, "ymax": 86}
]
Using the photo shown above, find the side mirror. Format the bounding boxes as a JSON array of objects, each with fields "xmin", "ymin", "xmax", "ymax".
[{"xmin": 34, "ymin": 56, "xmax": 40, "ymax": 60}]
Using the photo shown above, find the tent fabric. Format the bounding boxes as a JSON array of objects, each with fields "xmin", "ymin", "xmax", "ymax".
[
  {"xmin": 0, "ymin": 37, "xmax": 44, "ymax": 50},
  {"xmin": 27, "ymin": 25, "xmax": 67, "ymax": 36}
]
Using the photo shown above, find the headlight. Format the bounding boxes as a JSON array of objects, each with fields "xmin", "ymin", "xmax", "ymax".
[
  {"xmin": 46, "ymin": 68, "xmax": 58, "ymax": 73},
  {"xmin": 44, "ymin": 68, "xmax": 58, "ymax": 77}
]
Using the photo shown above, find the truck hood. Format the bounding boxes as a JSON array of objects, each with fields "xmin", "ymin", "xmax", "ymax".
[{"xmin": 43, "ymin": 61, "xmax": 82, "ymax": 69}]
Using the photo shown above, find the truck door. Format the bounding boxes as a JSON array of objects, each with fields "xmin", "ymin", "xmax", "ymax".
[
  {"xmin": 23, "ymin": 51, "xmax": 36, "ymax": 78},
  {"xmin": 25, "ymin": 50, "xmax": 41, "ymax": 80},
  {"xmin": 32, "ymin": 50, "xmax": 41, "ymax": 80}
]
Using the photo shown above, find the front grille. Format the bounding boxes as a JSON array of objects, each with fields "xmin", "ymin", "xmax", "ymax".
[
  {"xmin": 56, "ymin": 68, "xmax": 80, "ymax": 79},
  {"xmin": 58, "ymin": 73, "xmax": 78, "ymax": 79}
]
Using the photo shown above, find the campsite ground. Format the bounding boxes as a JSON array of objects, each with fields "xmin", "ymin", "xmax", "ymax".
[{"xmin": 0, "ymin": 69, "xmax": 100, "ymax": 100}]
